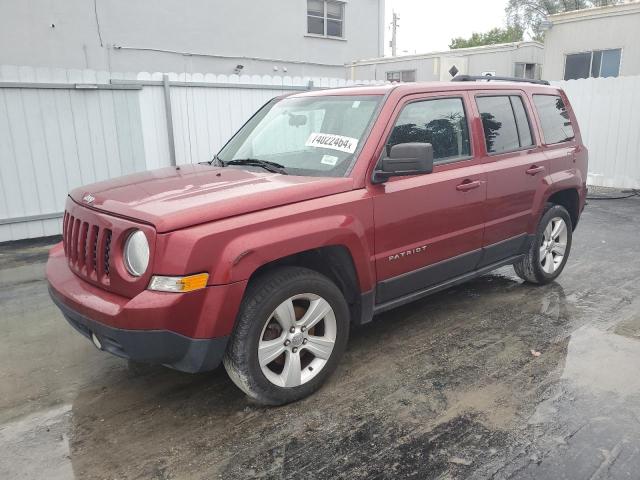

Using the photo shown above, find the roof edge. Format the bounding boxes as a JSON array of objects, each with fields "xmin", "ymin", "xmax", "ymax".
[
  {"xmin": 347, "ymin": 41, "xmax": 544, "ymax": 67},
  {"xmin": 548, "ymin": 1, "xmax": 640, "ymax": 23}
]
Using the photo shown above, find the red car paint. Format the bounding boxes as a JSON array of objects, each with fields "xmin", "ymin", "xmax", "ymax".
[{"xmin": 47, "ymin": 81, "xmax": 587, "ymax": 370}]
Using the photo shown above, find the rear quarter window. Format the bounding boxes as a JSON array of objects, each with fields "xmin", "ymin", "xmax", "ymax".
[{"xmin": 533, "ymin": 94, "xmax": 575, "ymax": 144}]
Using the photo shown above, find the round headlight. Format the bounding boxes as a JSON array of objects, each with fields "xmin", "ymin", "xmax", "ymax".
[{"xmin": 123, "ymin": 230, "xmax": 149, "ymax": 277}]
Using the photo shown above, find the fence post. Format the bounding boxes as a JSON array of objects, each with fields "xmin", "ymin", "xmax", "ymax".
[{"xmin": 162, "ymin": 74, "xmax": 177, "ymax": 166}]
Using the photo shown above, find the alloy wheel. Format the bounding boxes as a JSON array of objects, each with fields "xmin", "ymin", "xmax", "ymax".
[
  {"xmin": 258, "ymin": 293, "xmax": 337, "ymax": 388},
  {"xmin": 539, "ymin": 216, "xmax": 568, "ymax": 274}
]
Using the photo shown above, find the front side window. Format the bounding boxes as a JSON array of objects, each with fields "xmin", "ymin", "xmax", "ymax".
[
  {"xmin": 477, "ymin": 95, "xmax": 533, "ymax": 154},
  {"xmin": 217, "ymin": 95, "xmax": 381, "ymax": 177},
  {"xmin": 387, "ymin": 98, "xmax": 471, "ymax": 163},
  {"xmin": 307, "ymin": 0, "xmax": 344, "ymax": 38},
  {"xmin": 533, "ymin": 95, "xmax": 575, "ymax": 144},
  {"xmin": 564, "ymin": 49, "xmax": 621, "ymax": 80},
  {"xmin": 386, "ymin": 70, "xmax": 416, "ymax": 83}
]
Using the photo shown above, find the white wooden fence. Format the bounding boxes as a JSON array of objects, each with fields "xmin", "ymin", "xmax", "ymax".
[
  {"xmin": 553, "ymin": 75, "xmax": 640, "ymax": 190},
  {"xmin": 1, "ymin": 65, "xmax": 638, "ymax": 242},
  {"xmin": 0, "ymin": 66, "xmax": 147, "ymax": 241}
]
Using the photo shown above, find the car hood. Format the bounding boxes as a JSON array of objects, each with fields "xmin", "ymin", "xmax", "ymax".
[{"xmin": 70, "ymin": 165, "xmax": 354, "ymax": 232}]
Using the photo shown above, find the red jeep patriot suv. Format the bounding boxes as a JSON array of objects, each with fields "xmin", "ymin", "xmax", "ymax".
[{"xmin": 47, "ymin": 77, "xmax": 587, "ymax": 405}]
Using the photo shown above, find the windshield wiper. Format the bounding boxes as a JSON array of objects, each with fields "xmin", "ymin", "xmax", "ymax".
[
  {"xmin": 208, "ymin": 154, "xmax": 225, "ymax": 167},
  {"xmin": 225, "ymin": 158, "xmax": 287, "ymax": 174}
]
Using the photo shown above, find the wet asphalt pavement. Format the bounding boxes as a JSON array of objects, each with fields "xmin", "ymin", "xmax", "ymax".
[{"xmin": 1, "ymin": 197, "xmax": 640, "ymax": 479}]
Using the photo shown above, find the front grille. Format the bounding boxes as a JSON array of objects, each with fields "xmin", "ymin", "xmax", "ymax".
[{"xmin": 62, "ymin": 210, "xmax": 112, "ymax": 283}]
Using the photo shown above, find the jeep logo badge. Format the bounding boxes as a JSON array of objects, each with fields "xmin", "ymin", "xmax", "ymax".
[{"xmin": 83, "ymin": 194, "xmax": 95, "ymax": 204}]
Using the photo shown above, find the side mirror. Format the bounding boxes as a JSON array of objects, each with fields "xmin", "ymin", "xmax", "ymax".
[{"xmin": 372, "ymin": 142, "xmax": 434, "ymax": 183}]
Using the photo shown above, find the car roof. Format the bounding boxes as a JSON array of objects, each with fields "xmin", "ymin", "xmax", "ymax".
[{"xmin": 290, "ymin": 81, "xmax": 561, "ymax": 98}]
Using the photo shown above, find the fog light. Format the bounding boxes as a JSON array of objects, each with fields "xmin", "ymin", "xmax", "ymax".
[{"xmin": 148, "ymin": 273, "xmax": 209, "ymax": 293}]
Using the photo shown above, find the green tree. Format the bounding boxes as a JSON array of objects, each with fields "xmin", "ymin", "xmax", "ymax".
[
  {"xmin": 449, "ymin": 26, "xmax": 524, "ymax": 49},
  {"xmin": 506, "ymin": 0, "xmax": 623, "ymax": 41}
]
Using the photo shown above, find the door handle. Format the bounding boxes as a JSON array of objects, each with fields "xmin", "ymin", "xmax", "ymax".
[
  {"xmin": 456, "ymin": 180, "xmax": 481, "ymax": 191},
  {"xmin": 526, "ymin": 165, "xmax": 545, "ymax": 176}
]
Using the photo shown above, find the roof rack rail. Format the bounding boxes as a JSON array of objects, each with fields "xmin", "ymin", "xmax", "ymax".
[{"xmin": 451, "ymin": 75, "xmax": 550, "ymax": 86}]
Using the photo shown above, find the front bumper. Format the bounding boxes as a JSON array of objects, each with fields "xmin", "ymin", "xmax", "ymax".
[
  {"xmin": 50, "ymin": 287, "xmax": 228, "ymax": 372},
  {"xmin": 47, "ymin": 243, "xmax": 247, "ymax": 372}
]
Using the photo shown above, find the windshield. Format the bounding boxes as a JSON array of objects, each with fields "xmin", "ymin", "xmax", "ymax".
[{"xmin": 217, "ymin": 95, "xmax": 382, "ymax": 177}]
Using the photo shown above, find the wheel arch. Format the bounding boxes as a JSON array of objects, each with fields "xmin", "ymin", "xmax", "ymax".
[
  {"xmin": 246, "ymin": 245, "xmax": 368, "ymax": 326},
  {"xmin": 547, "ymin": 188, "xmax": 580, "ymax": 230}
]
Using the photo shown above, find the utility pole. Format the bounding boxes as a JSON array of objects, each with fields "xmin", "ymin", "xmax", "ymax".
[{"xmin": 390, "ymin": 11, "xmax": 399, "ymax": 56}]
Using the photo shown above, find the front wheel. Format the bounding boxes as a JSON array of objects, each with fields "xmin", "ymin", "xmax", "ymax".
[
  {"xmin": 514, "ymin": 204, "xmax": 573, "ymax": 284},
  {"xmin": 223, "ymin": 267, "xmax": 350, "ymax": 405}
]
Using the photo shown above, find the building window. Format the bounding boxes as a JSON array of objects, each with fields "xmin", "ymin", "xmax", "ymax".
[
  {"xmin": 307, "ymin": 0, "xmax": 344, "ymax": 38},
  {"xmin": 386, "ymin": 70, "xmax": 416, "ymax": 82},
  {"xmin": 514, "ymin": 63, "xmax": 540, "ymax": 80},
  {"xmin": 564, "ymin": 49, "xmax": 621, "ymax": 80}
]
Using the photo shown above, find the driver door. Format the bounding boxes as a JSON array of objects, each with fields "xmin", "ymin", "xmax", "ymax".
[{"xmin": 370, "ymin": 92, "xmax": 486, "ymax": 305}]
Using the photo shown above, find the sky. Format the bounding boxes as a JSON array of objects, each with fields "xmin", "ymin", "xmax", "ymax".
[{"xmin": 383, "ymin": 0, "xmax": 510, "ymax": 55}]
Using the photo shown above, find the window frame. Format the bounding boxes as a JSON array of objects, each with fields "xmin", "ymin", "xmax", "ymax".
[
  {"xmin": 306, "ymin": 0, "xmax": 345, "ymax": 39},
  {"xmin": 474, "ymin": 93, "xmax": 536, "ymax": 157},
  {"xmin": 531, "ymin": 93, "xmax": 576, "ymax": 146},
  {"xmin": 563, "ymin": 48, "xmax": 623, "ymax": 80},
  {"xmin": 381, "ymin": 95, "xmax": 475, "ymax": 167}
]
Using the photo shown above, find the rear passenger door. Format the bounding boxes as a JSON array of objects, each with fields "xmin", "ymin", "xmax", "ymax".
[{"xmin": 472, "ymin": 92, "xmax": 548, "ymax": 266}]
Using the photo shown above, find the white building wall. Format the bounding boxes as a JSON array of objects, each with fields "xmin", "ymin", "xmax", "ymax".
[
  {"xmin": 0, "ymin": 0, "xmax": 385, "ymax": 78},
  {"xmin": 348, "ymin": 43, "xmax": 544, "ymax": 81},
  {"xmin": 543, "ymin": 3, "xmax": 640, "ymax": 81},
  {"xmin": 467, "ymin": 46, "xmax": 545, "ymax": 78}
]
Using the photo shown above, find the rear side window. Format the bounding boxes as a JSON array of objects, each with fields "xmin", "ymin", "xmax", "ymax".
[
  {"xmin": 533, "ymin": 94, "xmax": 575, "ymax": 144},
  {"xmin": 476, "ymin": 95, "xmax": 534, "ymax": 154},
  {"xmin": 387, "ymin": 98, "xmax": 471, "ymax": 163}
]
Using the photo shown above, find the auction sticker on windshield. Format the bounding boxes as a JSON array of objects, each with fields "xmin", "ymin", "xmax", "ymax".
[{"xmin": 305, "ymin": 133, "xmax": 358, "ymax": 154}]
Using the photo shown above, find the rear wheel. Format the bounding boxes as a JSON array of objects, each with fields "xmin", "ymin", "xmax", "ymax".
[
  {"xmin": 223, "ymin": 267, "xmax": 349, "ymax": 405},
  {"xmin": 514, "ymin": 204, "xmax": 573, "ymax": 284}
]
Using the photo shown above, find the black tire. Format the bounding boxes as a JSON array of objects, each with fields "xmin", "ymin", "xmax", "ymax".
[
  {"xmin": 223, "ymin": 266, "xmax": 350, "ymax": 405},
  {"xmin": 514, "ymin": 204, "xmax": 573, "ymax": 284}
]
